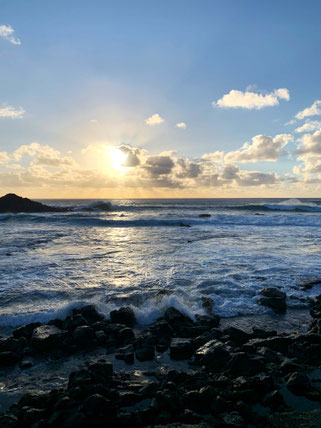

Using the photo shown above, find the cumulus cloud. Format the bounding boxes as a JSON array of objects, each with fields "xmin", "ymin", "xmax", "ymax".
[
  {"xmin": 0, "ymin": 25, "xmax": 21, "ymax": 45},
  {"xmin": 176, "ymin": 122, "xmax": 187, "ymax": 129},
  {"xmin": 119, "ymin": 145, "xmax": 142, "ymax": 167},
  {"xmin": 295, "ymin": 129, "xmax": 321, "ymax": 156},
  {"xmin": 143, "ymin": 156, "xmax": 174, "ymax": 177},
  {"xmin": 296, "ymin": 100, "xmax": 321, "ymax": 120},
  {"xmin": 145, "ymin": 113, "xmax": 164, "ymax": 126},
  {"xmin": 0, "ymin": 105, "xmax": 24, "ymax": 119},
  {"xmin": 0, "ymin": 140, "xmax": 303, "ymax": 193},
  {"xmin": 213, "ymin": 88, "xmax": 290, "ymax": 110},
  {"xmin": 201, "ymin": 151, "xmax": 224, "ymax": 163},
  {"xmin": 224, "ymin": 134, "xmax": 292, "ymax": 163},
  {"xmin": 294, "ymin": 120, "xmax": 321, "ymax": 133},
  {"xmin": 0, "ymin": 152, "xmax": 9, "ymax": 164},
  {"xmin": 14, "ymin": 142, "xmax": 76, "ymax": 167}
]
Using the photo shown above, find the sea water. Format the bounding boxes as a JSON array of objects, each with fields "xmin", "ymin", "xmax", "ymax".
[{"xmin": 1, "ymin": 198, "xmax": 321, "ymax": 330}]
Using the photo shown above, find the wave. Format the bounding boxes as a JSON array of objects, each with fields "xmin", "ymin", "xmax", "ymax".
[{"xmin": 229, "ymin": 199, "xmax": 321, "ymax": 212}]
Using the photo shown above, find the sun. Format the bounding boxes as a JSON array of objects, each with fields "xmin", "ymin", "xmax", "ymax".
[{"xmin": 108, "ymin": 147, "xmax": 127, "ymax": 171}]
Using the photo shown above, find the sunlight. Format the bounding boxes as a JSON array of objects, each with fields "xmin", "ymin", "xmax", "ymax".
[{"xmin": 108, "ymin": 147, "xmax": 127, "ymax": 171}]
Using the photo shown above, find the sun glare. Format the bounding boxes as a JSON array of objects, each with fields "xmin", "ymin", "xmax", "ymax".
[{"xmin": 108, "ymin": 147, "xmax": 127, "ymax": 171}]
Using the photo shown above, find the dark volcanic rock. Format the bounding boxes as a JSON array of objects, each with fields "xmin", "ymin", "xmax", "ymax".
[
  {"xmin": 110, "ymin": 306, "xmax": 136, "ymax": 327},
  {"xmin": 0, "ymin": 193, "xmax": 68, "ymax": 213},
  {"xmin": 72, "ymin": 326, "xmax": 96, "ymax": 347},
  {"xmin": 30, "ymin": 325, "xmax": 69, "ymax": 351},
  {"xmin": 0, "ymin": 351, "xmax": 20, "ymax": 366},
  {"xmin": 169, "ymin": 338, "xmax": 195, "ymax": 360},
  {"xmin": 72, "ymin": 305, "xmax": 104, "ymax": 324},
  {"xmin": 12, "ymin": 322, "xmax": 41, "ymax": 340},
  {"xmin": 194, "ymin": 340, "xmax": 232, "ymax": 370},
  {"xmin": 258, "ymin": 287, "xmax": 287, "ymax": 313},
  {"xmin": 199, "ymin": 213, "xmax": 211, "ymax": 218}
]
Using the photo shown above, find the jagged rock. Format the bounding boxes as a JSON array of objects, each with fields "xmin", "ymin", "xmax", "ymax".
[
  {"xmin": 12, "ymin": 322, "xmax": 41, "ymax": 340},
  {"xmin": 72, "ymin": 305, "xmax": 104, "ymax": 324},
  {"xmin": 72, "ymin": 326, "xmax": 95, "ymax": 346},
  {"xmin": 223, "ymin": 326, "xmax": 252, "ymax": 345},
  {"xmin": 194, "ymin": 340, "xmax": 232, "ymax": 370},
  {"xmin": 118, "ymin": 327, "xmax": 135, "ymax": 345},
  {"xmin": 170, "ymin": 338, "xmax": 195, "ymax": 360},
  {"xmin": 115, "ymin": 344, "xmax": 135, "ymax": 364},
  {"xmin": 258, "ymin": 287, "xmax": 287, "ymax": 313},
  {"xmin": 224, "ymin": 353, "xmax": 265, "ymax": 377},
  {"xmin": 286, "ymin": 372, "xmax": 313, "ymax": 396},
  {"xmin": 0, "ymin": 193, "xmax": 68, "ymax": 213},
  {"xmin": 30, "ymin": 325, "xmax": 69, "ymax": 351},
  {"xmin": 110, "ymin": 307, "xmax": 136, "ymax": 327}
]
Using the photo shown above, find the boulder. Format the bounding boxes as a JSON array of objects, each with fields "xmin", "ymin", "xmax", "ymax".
[
  {"xmin": 115, "ymin": 344, "xmax": 135, "ymax": 364},
  {"xmin": 72, "ymin": 305, "xmax": 104, "ymax": 324},
  {"xmin": 169, "ymin": 338, "xmax": 195, "ymax": 360},
  {"xmin": 258, "ymin": 287, "xmax": 287, "ymax": 313},
  {"xmin": 110, "ymin": 307, "xmax": 136, "ymax": 327},
  {"xmin": 72, "ymin": 326, "xmax": 95, "ymax": 347},
  {"xmin": 194, "ymin": 340, "xmax": 232, "ymax": 370},
  {"xmin": 0, "ymin": 351, "xmax": 20, "ymax": 366},
  {"xmin": 30, "ymin": 325, "xmax": 69, "ymax": 351},
  {"xmin": 13, "ymin": 322, "xmax": 41, "ymax": 340},
  {"xmin": 199, "ymin": 214, "xmax": 211, "ymax": 218},
  {"xmin": 223, "ymin": 326, "xmax": 252, "ymax": 345}
]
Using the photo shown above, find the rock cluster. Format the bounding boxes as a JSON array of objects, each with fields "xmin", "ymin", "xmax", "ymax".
[{"xmin": 1, "ymin": 299, "xmax": 321, "ymax": 427}]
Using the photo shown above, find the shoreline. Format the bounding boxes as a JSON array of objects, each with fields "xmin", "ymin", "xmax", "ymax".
[{"xmin": 1, "ymin": 302, "xmax": 321, "ymax": 426}]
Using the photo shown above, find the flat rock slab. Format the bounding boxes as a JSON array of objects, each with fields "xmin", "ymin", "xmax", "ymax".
[{"xmin": 30, "ymin": 325, "xmax": 68, "ymax": 351}]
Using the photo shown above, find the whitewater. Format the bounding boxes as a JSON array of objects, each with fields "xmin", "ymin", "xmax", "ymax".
[{"xmin": 1, "ymin": 198, "xmax": 321, "ymax": 332}]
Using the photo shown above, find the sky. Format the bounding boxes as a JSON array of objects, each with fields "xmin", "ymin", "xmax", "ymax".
[{"xmin": 1, "ymin": 0, "xmax": 321, "ymax": 198}]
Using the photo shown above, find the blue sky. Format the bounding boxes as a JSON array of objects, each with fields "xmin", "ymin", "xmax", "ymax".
[{"xmin": 1, "ymin": 0, "xmax": 321, "ymax": 197}]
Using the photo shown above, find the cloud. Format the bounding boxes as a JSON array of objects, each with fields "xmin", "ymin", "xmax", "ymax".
[
  {"xmin": 14, "ymin": 142, "xmax": 76, "ymax": 167},
  {"xmin": 0, "ymin": 25, "xmax": 21, "ymax": 45},
  {"xmin": 143, "ymin": 155, "xmax": 174, "ymax": 177},
  {"xmin": 118, "ymin": 145, "xmax": 142, "ymax": 167},
  {"xmin": 294, "ymin": 120, "xmax": 321, "ymax": 133},
  {"xmin": 224, "ymin": 134, "xmax": 293, "ymax": 163},
  {"xmin": 0, "ymin": 105, "xmax": 24, "ymax": 119},
  {"xmin": 201, "ymin": 151, "xmax": 224, "ymax": 163},
  {"xmin": 213, "ymin": 88, "xmax": 290, "ymax": 110},
  {"xmin": 296, "ymin": 100, "xmax": 321, "ymax": 120},
  {"xmin": 176, "ymin": 122, "xmax": 187, "ymax": 129},
  {"xmin": 295, "ymin": 129, "xmax": 321, "ymax": 156},
  {"xmin": 145, "ymin": 113, "xmax": 164, "ymax": 126},
  {"xmin": 0, "ymin": 152, "xmax": 9, "ymax": 164}
]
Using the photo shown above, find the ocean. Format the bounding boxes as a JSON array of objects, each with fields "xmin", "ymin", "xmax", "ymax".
[{"xmin": 1, "ymin": 198, "xmax": 321, "ymax": 332}]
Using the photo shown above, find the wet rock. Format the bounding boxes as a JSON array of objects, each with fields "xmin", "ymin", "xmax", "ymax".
[
  {"xmin": 164, "ymin": 307, "xmax": 194, "ymax": 335},
  {"xmin": 247, "ymin": 336, "xmax": 292, "ymax": 355},
  {"xmin": 201, "ymin": 296, "xmax": 214, "ymax": 314},
  {"xmin": 221, "ymin": 411, "xmax": 244, "ymax": 427},
  {"xmin": 195, "ymin": 314, "xmax": 220, "ymax": 328},
  {"xmin": 0, "ymin": 414, "xmax": 18, "ymax": 428},
  {"xmin": 252, "ymin": 327, "xmax": 277, "ymax": 339},
  {"xmin": 194, "ymin": 340, "xmax": 232, "ymax": 370},
  {"xmin": 256, "ymin": 346, "xmax": 281, "ymax": 364},
  {"xmin": 72, "ymin": 326, "xmax": 96, "ymax": 347},
  {"xmin": 110, "ymin": 306, "xmax": 136, "ymax": 327},
  {"xmin": 0, "ymin": 351, "xmax": 20, "ymax": 366},
  {"xmin": 225, "ymin": 353, "xmax": 265, "ymax": 377},
  {"xmin": 30, "ymin": 325, "xmax": 69, "ymax": 351},
  {"xmin": 94, "ymin": 330, "xmax": 106, "ymax": 345},
  {"xmin": 12, "ymin": 322, "xmax": 41, "ymax": 340},
  {"xmin": 115, "ymin": 344, "xmax": 135, "ymax": 364},
  {"xmin": 19, "ymin": 359, "xmax": 33, "ymax": 369},
  {"xmin": 62, "ymin": 314, "xmax": 88, "ymax": 331},
  {"xmin": 258, "ymin": 287, "xmax": 286, "ymax": 313},
  {"xmin": 286, "ymin": 372, "xmax": 313, "ymax": 396},
  {"xmin": 223, "ymin": 326, "xmax": 252, "ymax": 345},
  {"xmin": 150, "ymin": 320, "xmax": 173, "ymax": 339},
  {"xmin": 118, "ymin": 327, "xmax": 135, "ymax": 345},
  {"xmin": 309, "ymin": 295, "xmax": 321, "ymax": 318},
  {"xmin": 199, "ymin": 213, "xmax": 211, "ymax": 218},
  {"xmin": 169, "ymin": 338, "xmax": 195, "ymax": 360},
  {"xmin": 82, "ymin": 393, "xmax": 115, "ymax": 416},
  {"xmin": 135, "ymin": 346, "xmax": 155, "ymax": 361},
  {"xmin": 88, "ymin": 361, "xmax": 113, "ymax": 383},
  {"xmin": 299, "ymin": 277, "xmax": 321, "ymax": 290},
  {"xmin": 72, "ymin": 305, "xmax": 104, "ymax": 324}
]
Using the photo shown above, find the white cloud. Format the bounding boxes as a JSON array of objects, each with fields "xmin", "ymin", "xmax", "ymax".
[
  {"xmin": 201, "ymin": 151, "xmax": 224, "ymax": 163},
  {"xmin": 296, "ymin": 100, "xmax": 321, "ymax": 120},
  {"xmin": 0, "ymin": 105, "xmax": 24, "ymax": 119},
  {"xmin": 0, "ymin": 25, "xmax": 21, "ymax": 45},
  {"xmin": 0, "ymin": 152, "xmax": 9, "ymax": 164},
  {"xmin": 145, "ymin": 113, "xmax": 164, "ymax": 126},
  {"xmin": 14, "ymin": 142, "xmax": 76, "ymax": 167},
  {"xmin": 224, "ymin": 134, "xmax": 293, "ymax": 163},
  {"xmin": 295, "ymin": 120, "xmax": 321, "ymax": 133},
  {"xmin": 213, "ymin": 88, "xmax": 290, "ymax": 110},
  {"xmin": 176, "ymin": 122, "xmax": 187, "ymax": 129}
]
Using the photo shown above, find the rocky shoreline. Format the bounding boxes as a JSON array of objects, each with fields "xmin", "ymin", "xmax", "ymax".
[{"xmin": 1, "ymin": 295, "xmax": 321, "ymax": 427}]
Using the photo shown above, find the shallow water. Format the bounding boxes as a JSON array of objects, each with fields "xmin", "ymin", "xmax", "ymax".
[{"xmin": 1, "ymin": 198, "xmax": 321, "ymax": 331}]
